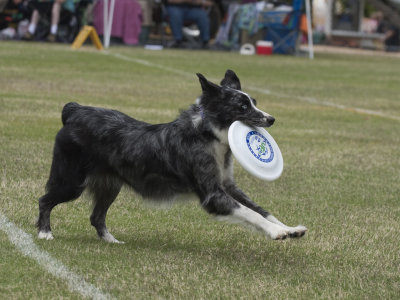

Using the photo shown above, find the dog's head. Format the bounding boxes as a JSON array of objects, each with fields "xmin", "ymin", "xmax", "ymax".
[{"xmin": 197, "ymin": 70, "xmax": 275, "ymax": 128}]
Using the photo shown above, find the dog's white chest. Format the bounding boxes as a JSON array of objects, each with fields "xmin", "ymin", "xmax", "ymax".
[
  {"xmin": 213, "ymin": 142, "xmax": 229, "ymax": 165},
  {"xmin": 212, "ymin": 127, "xmax": 229, "ymax": 146},
  {"xmin": 211, "ymin": 143, "xmax": 231, "ymax": 183},
  {"xmin": 209, "ymin": 127, "xmax": 231, "ymax": 182}
]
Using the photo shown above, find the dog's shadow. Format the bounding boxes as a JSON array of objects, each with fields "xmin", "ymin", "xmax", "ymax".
[
  {"xmin": 55, "ymin": 225, "xmax": 309, "ymax": 281},
  {"xmin": 54, "ymin": 201, "xmax": 308, "ymax": 270},
  {"xmin": 124, "ymin": 229, "xmax": 307, "ymax": 269}
]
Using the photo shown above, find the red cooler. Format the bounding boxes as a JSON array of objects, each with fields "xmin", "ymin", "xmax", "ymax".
[{"xmin": 256, "ymin": 41, "xmax": 273, "ymax": 55}]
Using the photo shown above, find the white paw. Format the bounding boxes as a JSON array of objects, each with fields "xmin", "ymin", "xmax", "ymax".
[
  {"xmin": 101, "ymin": 231, "xmax": 125, "ymax": 244},
  {"xmin": 267, "ymin": 224, "xmax": 289, "ymax": 240},
  {"xmin": 288, "ymin": 225, "xmax": 308, "ymax": 238},
  {"xmin": 38, "ymin": 231, "xmax": 54, "ymax": 240}
]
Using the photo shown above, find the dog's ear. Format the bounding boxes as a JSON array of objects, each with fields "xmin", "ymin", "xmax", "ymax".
[
  {"xmin": 220, "ymin": 69, "xmax": 241, "ymax": 90},
  {"xmin": 197, "ymin": 73, "xmax": 221, "ymax": 95}
]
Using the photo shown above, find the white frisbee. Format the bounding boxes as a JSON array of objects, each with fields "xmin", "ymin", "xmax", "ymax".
[{"xmin": 228, "ymin": 121, "xmax": 283, "ymax": 181}]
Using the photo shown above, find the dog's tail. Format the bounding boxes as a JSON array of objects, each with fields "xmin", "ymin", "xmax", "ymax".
[{"xmin": 61, "ymin": 102, "xmax": 80, "ymax": 125}]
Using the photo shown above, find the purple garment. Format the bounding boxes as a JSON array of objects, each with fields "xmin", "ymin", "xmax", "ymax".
[{"xmin": 93, "ymin": 0, "xmax": 142, "ymax": 45}]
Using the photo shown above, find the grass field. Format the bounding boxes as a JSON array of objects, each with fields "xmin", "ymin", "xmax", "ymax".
[{"xmin": 1, "ymin": 41, "xmax": 399, "ymax": 299}]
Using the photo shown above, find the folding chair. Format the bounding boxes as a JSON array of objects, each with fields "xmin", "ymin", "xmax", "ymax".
[{"xmin": 261, "ymin": 0, "xmax": 303, "ymax": 54}]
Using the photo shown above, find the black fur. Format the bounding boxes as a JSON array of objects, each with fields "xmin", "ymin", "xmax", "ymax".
[{"xmin": 37, "ymin": 70, "xmax": 277, "ymax": 241}]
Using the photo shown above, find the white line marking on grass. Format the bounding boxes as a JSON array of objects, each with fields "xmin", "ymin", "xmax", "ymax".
[
  {"xmin": 247, "ymin": 87, "xmax": 400, "ymax": 122},
  {"xmin": 0, "ymin": 212, "xmax": 112, "ymax": 300},
  {"xmin": 104, "ymin": 51, "xmax": 193, "ymax": 78},
  {"xmin": 102, "ymin": 51, "xmax": 400, "ymax": 122}
]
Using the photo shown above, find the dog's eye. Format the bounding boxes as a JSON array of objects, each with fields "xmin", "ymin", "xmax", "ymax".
[{"xmin": 241, "ymin": 104, "xmax": 248, "ymax": 110}]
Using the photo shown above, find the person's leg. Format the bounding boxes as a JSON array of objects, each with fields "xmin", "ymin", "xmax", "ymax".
[
  {"xmin": 27, "ymin": 10, "xmax": 40, "ymax": 35},
  {"xmin": 22, "ymin": 9, "xmax": 40, "ymax": 40},
  {"xmin": 48, "ymin": 0, "xmax": 65, "ymax": 41},
  {"xmin": 186, "ymin": 7, "xmax": 210, "ymax": 43},
  {"xmin": 166, "ymin": 5, "xmax": 184, "ymax": 43}
]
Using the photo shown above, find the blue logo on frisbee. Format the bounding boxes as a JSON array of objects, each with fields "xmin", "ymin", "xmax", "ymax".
[{"xmin": 246, "ymin": 131, "xmax": 274, "ymax": 163}]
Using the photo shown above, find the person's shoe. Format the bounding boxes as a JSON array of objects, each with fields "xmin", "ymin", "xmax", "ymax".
[
  {"xmin": 47, "ymin": 34, "xmax": 56, "ymax": 43},
  {"xmin": 201, "ymin": 40, "xmax": 210, "ymax": 50},
  {"xmin": 21, "ymin": 31, "xmax": 34, "ymax": 41},
  {"xmin": 168, "ymin": 40, "xmax": 184, "ymax": 49}
]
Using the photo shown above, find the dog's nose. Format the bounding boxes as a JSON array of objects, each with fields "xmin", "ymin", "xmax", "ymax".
[{"xmin": 267, "ymin": 116, "xmax": 275, "ymax": 125}]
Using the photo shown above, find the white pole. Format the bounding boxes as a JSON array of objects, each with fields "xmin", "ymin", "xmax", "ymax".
[
  {"xmin": 106, "ymin": 0, "xmax": 116, "ymax": 48},
  {"xmin": 103, "ymin": 0, "xmax": 108, "ymax": 48},
  {"xmin": 305, "ymin": 0, "xmax": 314, "ymax": 59}
]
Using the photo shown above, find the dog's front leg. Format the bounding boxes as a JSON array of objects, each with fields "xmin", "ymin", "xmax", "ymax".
[
  {"xmin": 223, "ymin": 182, "xmax": 307, "ymax": 238},
  {"xmin": 201, "ymin": 188, "xmax": 289, "ymax": 240}
]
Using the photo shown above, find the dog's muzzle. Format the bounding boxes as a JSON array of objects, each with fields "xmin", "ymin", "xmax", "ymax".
[
  {"xmin": 244, "ymin": 114, "xmax": 275, "ymax": 128},
  {"xmin": 264, "ymin": 115, "xmax": 275, "ymax": 127}
]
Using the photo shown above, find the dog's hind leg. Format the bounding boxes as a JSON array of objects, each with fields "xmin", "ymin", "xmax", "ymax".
[
  {"xmin": 37, "ymin": 144, "xmax": 87, "ymax": 240},
  {"xmin": 88, "ymin": 175, "xmax": 123, "ymax": 243},
  {"xmin": 38, "ymin": 185, "xmax": 85, "ymax": 240}
]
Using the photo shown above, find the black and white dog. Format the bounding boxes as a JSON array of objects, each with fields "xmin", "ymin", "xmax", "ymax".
[{"xmin": 37, "ymin": 70, "xmax": 307, "ymax": 243}]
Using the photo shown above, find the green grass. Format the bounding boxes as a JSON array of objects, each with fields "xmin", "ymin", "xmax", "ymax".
[{"xmin": 1, "ymin": 41, "xmax": 399, "ymax": 299}]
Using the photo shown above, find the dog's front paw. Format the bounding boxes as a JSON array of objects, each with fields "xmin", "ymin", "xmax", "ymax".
[
  {"xmin": 267, "ymin": 224, "xmax": 289, "ymax": 240},
  {"xmin": 288, "ymin": 225, "xmax": 307, "ymax": 238}
]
